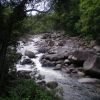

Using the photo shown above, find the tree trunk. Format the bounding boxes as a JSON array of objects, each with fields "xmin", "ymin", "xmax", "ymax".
[{"xmin": 0, "ymin": 37, "xmax": 9, "ymax": 94}]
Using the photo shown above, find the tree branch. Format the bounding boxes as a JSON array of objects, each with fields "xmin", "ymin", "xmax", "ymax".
[{"xmin": 25, "ymin": 7, "xmax": 52, "ymax": 13}]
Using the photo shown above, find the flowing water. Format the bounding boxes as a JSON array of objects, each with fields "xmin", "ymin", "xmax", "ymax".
[{"xmin": 16, "ymin": 34, "xmax": 100, "ymax": 100}]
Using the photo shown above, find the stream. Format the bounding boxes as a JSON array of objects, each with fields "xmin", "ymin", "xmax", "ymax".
[{"xmin": 16, "ymin": 34, "xmax": 100, "ymax": 100}]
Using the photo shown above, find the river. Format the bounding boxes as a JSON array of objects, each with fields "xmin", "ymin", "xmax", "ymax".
[{"xmin": 16, "ymin": 34, "xmax": 100, "ymax": 100}]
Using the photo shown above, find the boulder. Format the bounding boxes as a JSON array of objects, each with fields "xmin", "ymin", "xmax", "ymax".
[
  {"xmin": 25, "ymin": 50, "xmax": 35, "ymax": 58},
  {"xmin": 53, "ymin": 64, "xmax": 62, "ymax": 70},
  {"xmin": 83, "ymin": 55, "xmax": 100, "ymax": 78},
  {"xmin": 70, "ymin": 50, "xmax": 96, "ymax": 62},
  {"xmin": 42, "ymin": 53, "xmax": 68, "ymax": 61},
  {"xmin": 41, "ymin": 59, "xmax": 55, "ymax": 67},
  {"xmin": 38, "ymin": 47, "xmax": 49, "ymax": 53},
  {"xmin": 77, "ymin": 71, "xmax": 85, "ymax": 77},
  {"xmin": 93, "ymin": 46, "xmax": 100, "ymax": 52},
  {"xmin": 46, "ymin": 81, "xmax": 58, "ymax": 89},
  {"xmin": 64, "ymin": 59, "xmax": 70, "ymax": 64},
  {"xmin": 20, "ymin": 58, "xmax": 33, "ymax": 65},
  {"xmin": 68, "ymin": 50, "xmax": 96, "ymax": 67},
  {"xmin": 78, "ymin": 78, "xmax": 100, "ymax": 84},
  {"xmin": 56, "ymin": 64, "xmax": 62, "ymax": 68}
]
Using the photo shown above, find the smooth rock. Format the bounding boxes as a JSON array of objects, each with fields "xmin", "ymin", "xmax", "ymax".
[
  {"xmin": 78, "ymin": 78, "xmax": 100, "ymax": 84},
  {"xmin": 42, "ymin": 53, "xmax": 68, "ymax": 61},
  {"xmin": 38, "ymin": 47, "xmax": 49, "ymax": 53},
  {"xmin": 56, "ymin": 64, "xmax": 62, "ymax": 68},
  {"xmin": 68, "ymin": 64, "xmax": 75, "ymax": 68},
  {"xmin": 46, "ymin": 81, "xmax": 58, "ymax": 89},
  {"xmin": 64, "ymin": 59, "xmax": 70, "ymax": 64},
  {"xmin": 77, "ymin": 71, "xmax": 85, "ymax": 77},
  {"xmin": 53, "ymin": 64, "xmax": 62, "ymax": 70},
  {"xmin": 56, "ymin": 60, "xmax": 63, "ymax": 64},
  {"xmin": 93, "ymin": 46, "xmax": 100, "ymax": 52},
  {"xmin": 25, "ymin": 50, "xmax": 35, "ymax": 58},
  {"xmin": 41, "ymin": 59, "xmax": 55, "ymax": 67},
  {"xmin": 70, "ymin": 50, "xmax": 95, "ymax": 61},
  {"xmin": 20, "ymin": 58, "xmax": 33, "ymax": 65},
  {"xmin": 83, "ymin": 55, "xmax": 100, "ymax": 77}
]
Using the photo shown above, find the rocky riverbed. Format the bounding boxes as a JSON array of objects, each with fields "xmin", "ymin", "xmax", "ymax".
[{"xmin": 16, "ymin": 32, "xmax": 100, "ymax": 100}]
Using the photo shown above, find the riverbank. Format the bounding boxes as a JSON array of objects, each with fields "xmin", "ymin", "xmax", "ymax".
[{"xmin": 16, "ymin": 32, "xmax": 100, "ymax": 100}]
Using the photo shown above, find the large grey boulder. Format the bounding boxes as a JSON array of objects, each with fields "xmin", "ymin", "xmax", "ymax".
[
  {"xmin": 25, "ymin": 50, "xmax": 35, "ymax": 58},
  {"xmin": 68, "ymin": 50, "xmax": 96, "ymax": 67},
  {"xmin": 83, "ymin": 55, "xmax": 100, "ymax": 77},
  {"xmin": 42, "ymin": 53, "xmax": 68, "ymax": 61},
  {"xmin": 70, "ymin": 50, "xmax": 95, "ymax": 62}
]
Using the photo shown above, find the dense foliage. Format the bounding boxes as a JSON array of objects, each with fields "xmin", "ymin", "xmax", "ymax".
[
  {"xmin": 78, "ymin": 0, "xmax": 100, "ymax": 39},
  {"xmin": 0, "ymin": 79, "xmax": 59, "ymax": 100},
  {"xmin": 21, "ymin": 13, "xmax": 56, "ymax": 33},
  {"xmin": 53, "ymin": 0, "xmax": 100, "ymax": 38}
]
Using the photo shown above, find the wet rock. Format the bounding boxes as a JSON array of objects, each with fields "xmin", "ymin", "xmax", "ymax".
[
  {"xmin": 93, "ymin": 46, "xmax": 100, "ymax": 52},
  {"xmin": 68, "ymin": 50, "xmax": 96, "ymax": 67},
  {"xmin": 58, "ymin": 40, "xmax": 65, "ymax": 46},
  {"xmin": 78, "ymin": 78, "xmax": 100, "ymax": 84},
  {"xmin": 37, "ymin": 81, "xmax": 46, "ymax": 86},
  {"xmin": 64, "ymin": 64, "xmax": 69, "ymax": 67},
  {"xmin": 38, "ymin": 47, "xmax": 49, "ymax": 53},
  {"xmin": 83, "ymin": 55, "xmax": 100, "ymax": 78},
  {"xmin": 66, "ymin": 68, "xmax": 72, "ymax": 74},
  {"xmin": 36, "ymin": 74, "xmax": 45, "ymax": 80},
  {"xmin": 68, "ymin": 64, "xmax": 75, "ymax": 68},
  {"xmin": 42, "ymin": 33, "xmax": 51, "ymax": 39},
  {"xmin": 46, "ymin": 81, "xmax": 58, "ymax": 89},
  {"xmin": 72, "ymin": 69, "xmax": 78, "ymax": 73},
  {"xmin": 77, "ymin": 71, "xmax": 85, "ymax": 77},
  {"xmin": 20, "ymin": 58, "xmax": 34, "ymax": 65},
  {"xmin": 53, "ymin": 64, "xmax": 62, "ymax": 70},
  {"xmin": 41, "ymin": 59, "xmax": 55, "ymax": 67},
  {"xmin": 70, "ymin": 50, "xmax": 96, "ymax": 62},
  {"xmin": 53, "ymin": 67, "xmax": 61, "ymax": 70},
  {"xmin": 48, "ymin": 40, "xmax": 54, "ymax": 46},
  {"xmin": 42, "ymin": 53, "xmax": 68, "ymax": 61},
  {"xmin": 25, "ymin": 50, "xmax": 35, "ymax": 58},
  {"xmin": 66, "ymin": 67, "xmax": 76, "ymax": 74},
  {"xmin": 56, "ymin": 64, "xmax": 62, "ymax": 68},
  {"xmin": 56, "ymin": 60, "xmax": 63, "ymax": 64},
  {"xmin": 64, "ymin": 59, "xmax": 70, "ymax": 64},
  {"xmin": 17, "ymin": 70, "xmax": 32, "ymax": 79}
]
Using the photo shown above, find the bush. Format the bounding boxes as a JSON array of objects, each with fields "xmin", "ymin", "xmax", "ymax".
[{"xmin": 0, "ymin": 79, "xmax": 60, "ymax": 100}]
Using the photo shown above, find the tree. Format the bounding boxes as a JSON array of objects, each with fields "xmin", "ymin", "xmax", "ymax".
[
  {"xmin": 0, "ymin": 0, "xmax": 53, "ymax": 92},
  {"xmin": 54, "ymin": 0, "xmax": 80, "ymax": 35},
  {"xmin": 78, "ymin": 0, "xmax": 100, "ymax": 39}
]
